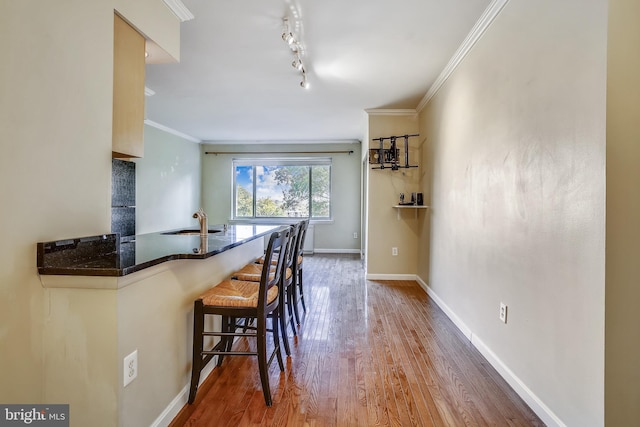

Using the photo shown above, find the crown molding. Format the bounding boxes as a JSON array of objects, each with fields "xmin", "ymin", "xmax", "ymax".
[
  {"xmin": 162, "ymin": 0, "xmax": 194, "ymax": 22},
  {"xmin": 144, "ymin": 119, "xmax": 202, "ymax": 143},
  {"xmin": 365, "ymin": 109, "xmax": 417, "ymax": 116},
  {"xmin": 416, "ymin": 0, "xmax": 510, "ymax": 112}
]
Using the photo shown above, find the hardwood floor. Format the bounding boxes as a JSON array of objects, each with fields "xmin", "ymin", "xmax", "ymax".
[{"xmin": 172, "ymin": 254, "xmax": 544, "ymax": 427}]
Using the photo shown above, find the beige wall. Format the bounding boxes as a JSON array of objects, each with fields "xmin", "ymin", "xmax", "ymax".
[
  {"xmin": 0, "ymin": 0, "xmax": 114, "ymax": 404},
  {"xmin": 418, "ymin": 0, "xmax": 606, "ymax": 425},
  {"xmin": 0, "ymin": 0, "xmax": 180, "ymax": 424},
  {"xmin": 201, "ymin": 142, "xmax": 362, "ymax": 252},
  {"xmin": 44, "ymin": 289, "xmax": 119, "ymax": 426},
  {"xmin": 605, "ymin": 0, "xmax": 640, "ymax": 425},
  {"xmin": 365, "ymin": 113, "xmax": 422, "ymax": 277},
  {"xmin": 135, "ymin": 125, "xmax": 201, "ymax": 234}
]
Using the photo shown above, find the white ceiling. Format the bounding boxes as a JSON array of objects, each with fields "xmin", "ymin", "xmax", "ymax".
[{"xmin": 144, "ymin": 0, "xmax": 491, "ymax": 143}]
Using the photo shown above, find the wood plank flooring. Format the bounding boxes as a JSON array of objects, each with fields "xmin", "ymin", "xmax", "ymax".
[{"xmin": 172, "ymin": 254, "xmax": 544, "ymax": 427}]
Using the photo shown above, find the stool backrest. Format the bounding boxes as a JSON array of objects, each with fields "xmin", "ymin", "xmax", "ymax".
[
  {"xmin": 284, "ymin": 223, "xmax": 299, "ymax": 270},
  {"xmin": 260, "ymin": 229, "xmax": 289, "ymax": 306},
  {"xmin": 293, "ymin": 219, "xmax": 309, "ymax": 262}
]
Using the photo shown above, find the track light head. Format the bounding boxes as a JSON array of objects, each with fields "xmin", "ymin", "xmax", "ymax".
[{"xmin": 292, "ymin": 58, "xmax": 303, "ymax": 70}]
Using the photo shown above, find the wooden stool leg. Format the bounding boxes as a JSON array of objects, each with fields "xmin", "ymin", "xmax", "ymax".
[
  {"xmin": 216, "ymin": 316, "xmax": 228, "ymax": 367},
  {"xmin": 256, "ymin": 315, "xmax": 272, "ymax": 406},
  {"xmin": 272, "ymin": 308, "xmax": 285, "ymax": 371},
  {"xmin": 287, "ymin": 284, "xmax": 297, "ymax": 335},
  {"xmin": 188, "ymin": 299, "xmax": 204, "ymax": 404},
  {"xmin": 298, "ymin": 268, "xmax": 307, "ymax": 313},
  {"xmin": 292, "ymin": 273, "xmax": 302, "ymax": 325},
  {"xmin": 225, "ymin": 316, "xmax": 236, "ymax": 353},
  {"xmin": 279, "ymin": 299, "xmax": 291, "ymax": 356}
]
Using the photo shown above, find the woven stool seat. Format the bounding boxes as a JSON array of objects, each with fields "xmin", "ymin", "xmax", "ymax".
[
  {"xmin": 256, "ymin": 255, "xmax": 278, "ymax": 265},
  {"xmin": 233, "ymin": 262, "xmax": 292, "ymax": 282},
  {"xmin": 200, "ymin": 280, "xmax": 278, "ymax": 308}
]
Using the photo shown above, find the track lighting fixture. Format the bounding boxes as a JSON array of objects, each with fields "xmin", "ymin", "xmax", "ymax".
[
  {"xmin": 282, "ymin": 17, "xmax": 309, "ymax": 89},
  {"xmin": 300, "ymin": 71, "xmax": 309, "ymax": 88},
  {"xmin": 282, "ymin": 32, "xmax": 295, "ymax": 45}
]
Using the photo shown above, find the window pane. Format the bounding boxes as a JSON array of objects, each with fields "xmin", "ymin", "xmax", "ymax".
[
  {"xmin": 311, "ymin": 165, "xmax": 330, "ymax": 218},
  {"xmin": 255, "ymin": 166, "xmax": 285, "ymax": 217},
  {"xmin": 277, "ymin": 165, "xmax": 309, "ymax": 217},
  {"xmin": 235, "ymin": 165, "xmax": 253, "ymax": 217},
  {"xmin": 232, "ymin": 160, "xmax": 331, "ymax": 220},
  {"xmin": 256, "ymin": 165, "xmax": 309, "ymax": 218}
]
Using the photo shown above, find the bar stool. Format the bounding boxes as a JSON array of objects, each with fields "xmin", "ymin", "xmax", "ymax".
[
  {"xmin": 234, "ymin": 224, "xmax": 298, "ymax": 355},
  {"xmin": 259, "ymin": 220, "xmax": 308, "ymax": 325},
  {"xmin": 292, "ymin": 219, "xmax": 309, "ymax": 322},
  {"xmin": 256, "ymin": 223, "xmax": 300, "ymax": 325},
  {"xmin": 188, "ymin": 229, "xmax": 289, "ymax": 406}
]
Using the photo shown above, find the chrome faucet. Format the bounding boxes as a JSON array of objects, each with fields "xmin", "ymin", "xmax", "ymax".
[{"xmin": 193, "ymin": 208, "xmax": 208, "ymax": 237}]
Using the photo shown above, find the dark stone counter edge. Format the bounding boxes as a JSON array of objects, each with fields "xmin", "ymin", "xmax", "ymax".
[{"xmin": 37, "ymin": 228, "xmax": 281, "ymax": 277}]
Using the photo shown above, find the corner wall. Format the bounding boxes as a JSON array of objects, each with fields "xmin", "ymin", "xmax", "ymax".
[
  {"xmin": 418, "ymin": 0, "xmax": 606, "ymax": 425},
  {"xmin": 365, "ymin": 113, "xmax": 421, "ymax": 277},
  {"xmin": 605, "ymin": 0, "xmax": 640, "ymax": 424}
]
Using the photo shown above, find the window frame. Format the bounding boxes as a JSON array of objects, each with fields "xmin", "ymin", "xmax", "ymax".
[{"xmin": 231, "ymin": 158, "xmax": 333, "ymax": 223}]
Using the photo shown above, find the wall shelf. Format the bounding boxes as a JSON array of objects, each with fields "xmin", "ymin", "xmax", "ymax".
[{"xmin": 393, "ymin": 205, "xmax": 429, "ymax": 220}]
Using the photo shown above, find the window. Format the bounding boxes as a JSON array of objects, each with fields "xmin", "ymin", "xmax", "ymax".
[{"xmin": 233, "ymin": 159, "xmax": 331, "ymax": 220}]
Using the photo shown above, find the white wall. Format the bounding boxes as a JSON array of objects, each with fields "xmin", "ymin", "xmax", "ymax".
[
  {"xmin": 418, "ymin": 0, "xmax": 606, "ymax": 425},
  {"xmin": 201, "ymin": 142, "xmax": 362, "ymax": 252},
  {"xmin": 135, "ymin": 125, "xmax": 201, "ymax": 234}
]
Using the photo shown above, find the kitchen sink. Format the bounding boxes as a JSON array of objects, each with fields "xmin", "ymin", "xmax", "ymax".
[{"xmin": 162, "ymin": 229, "xmax": 222, "ymax": 235}]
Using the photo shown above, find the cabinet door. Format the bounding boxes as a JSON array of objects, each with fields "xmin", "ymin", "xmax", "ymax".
[{"xmin": 113, "ymin": 14, "xmax": 145, "ymax": 158}]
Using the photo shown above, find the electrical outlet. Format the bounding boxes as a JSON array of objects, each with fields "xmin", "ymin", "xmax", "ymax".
[
  {"xmin": 392, "ymin": 247, "xmax": 398, "ymax": 256},
  {"xmin": 123, "ymin": 350, "xmax": 138, "ymax": 387},
  {"xmin": 499, "ymin": 303, "xmax": 508, "ymax": 323},
  {"xmin": 353, "ymin": 232, "xmax": 358, "ymax": 239}
]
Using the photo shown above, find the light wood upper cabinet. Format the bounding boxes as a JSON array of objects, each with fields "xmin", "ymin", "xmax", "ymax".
[{"xmin": 112, "ymin": 14, "xmax": 145, "ymax": 158}]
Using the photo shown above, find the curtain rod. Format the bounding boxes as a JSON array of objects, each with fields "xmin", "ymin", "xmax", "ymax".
[{"xmin": 205, "ymin": 150, "xmax": 354, "ymax": 155}]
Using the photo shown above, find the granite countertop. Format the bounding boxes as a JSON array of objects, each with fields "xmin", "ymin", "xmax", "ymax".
[{"xmin": 37, "ymin": 224, "xmax": 282, "ymax": 277}]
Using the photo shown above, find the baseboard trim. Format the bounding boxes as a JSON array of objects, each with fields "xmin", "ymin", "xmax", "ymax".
[
  {"xmin": 471, "ymin": 335, "xmax": 566, "ymax": 427},
  {"xmin": 150, "ymin": 359, "xmax": 217, "ymax": 427},
  {"xmin": 313, "ymin": 248, "xmax": 361, "ymax": 254},
  {"xmin": 416, "ymin": 275, "xmax": 565, "ymax": 427},
  {"xmin": 366, "ymin": 274, "xmax": 417, "ymax": 281},
  {"xmin": 416, "ymin": 275, "xmax": 472, "ymax": 340}
]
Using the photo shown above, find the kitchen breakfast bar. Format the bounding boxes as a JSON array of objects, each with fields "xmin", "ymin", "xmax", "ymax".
[{"xmin": 36, "ymin": 225, "xmax": 281, "ymax": 427}]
